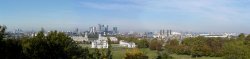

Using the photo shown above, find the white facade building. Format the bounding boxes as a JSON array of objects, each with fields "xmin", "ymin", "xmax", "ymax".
[
  {"xmin": 110, "ymin": 37, "xmax": 118, "ymax": 42},
  {"xmin": 119, "ymin": 40, "xmax": 136, "ymax": 48},
  {"xmin": 91, "ymin": 34, "xmax": 109, "ymax": 48},
  {"xmin": 71, "ymin": 33, "xmax": 88, "ymax": 42}
]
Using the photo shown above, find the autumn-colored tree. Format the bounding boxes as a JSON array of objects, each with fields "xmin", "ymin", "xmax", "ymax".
[
  {"xmin": 149, "ymin": 39, "xmax": 163, "ymax": 51},
  {"xmin": 124, "ymin": 48, "xmax": 148, "ymax": 59},
  {"xmin": 165, "ymin": 39, "xmax": 179, "ymax": 53}
]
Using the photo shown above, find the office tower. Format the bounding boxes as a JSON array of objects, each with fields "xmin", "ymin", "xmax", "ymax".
[
  {"xmin": 160, "ymin": 30, "xmax": 165, "ymax": 35},
  {"xmin": 98, "ymin": 24, "xmax": 105, "ymax": 32},
  {"xmin": 104, "ymin": 25, "xmax": 108, "ymax": 32},
  {"xmin": 170, "ymin": 30, "xmax": 172, "ymax": 35},
  {"xmin": 89, "ymin": 27, "xmax": 97, "ymax": 34},
  {"xmin": 113, "ymin": 27, "xmax": 118, "ymax": 34}
]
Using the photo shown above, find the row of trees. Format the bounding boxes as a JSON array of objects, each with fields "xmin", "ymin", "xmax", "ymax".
[
  {"xmin": 117, "ymin": 36, "xmax": 163, "ymax": 51},
  {"xmin": 118, "ymin": 34, "xmax": 250, "ymax": 59},
  {"xmin": 0, "ymin": 25, "xmax": 116, "ymax": 59},
  {"xmin": 2, "ymin": 24, "xmax": 250, "ymax": 59},
  {"xmin": 165, "ymin": 34, "xmax": 250, "ymax": 59}
]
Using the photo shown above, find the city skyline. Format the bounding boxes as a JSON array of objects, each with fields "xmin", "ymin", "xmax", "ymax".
[{"xmin": 1, "ymin": 0, "xmax": 250, "ymax": 33}]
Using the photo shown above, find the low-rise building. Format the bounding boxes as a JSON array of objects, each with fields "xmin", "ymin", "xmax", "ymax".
[
  {"xmin": 119, "ymin": 40, "xmax": 136, "ymax": 48},
  {"xmin": 110, "ymin": 37, "xmax": 118, "ymax": 42},
  {"xmin": 71, "ymin": 33, "xmax": 88, "ymax": 42}
]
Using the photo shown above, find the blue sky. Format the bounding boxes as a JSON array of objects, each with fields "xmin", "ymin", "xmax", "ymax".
[{"xmin": 0, "ymin": 0, "xmax": 250, "ymax": 33}]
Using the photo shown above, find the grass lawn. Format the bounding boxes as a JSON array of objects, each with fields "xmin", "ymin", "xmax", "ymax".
[
  {"xmin": 112, "ymin": 48, "xmax": 158, "ymax": 59},
  {"xmin": 171, "ymin": 54, "xmax": 222, "ymax": 59},
  {"xmin": 112, "ymin": 48, "xmax": 222, "ymax": 59},
  {"xmin": 79, "ymin": 44, "xmax": 222, "ymax": 59}
]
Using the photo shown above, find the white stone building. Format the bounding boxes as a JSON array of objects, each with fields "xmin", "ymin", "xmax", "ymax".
[
  {"xmin": 71, "ymin": 33, "xmax": 88, "ymax": 42},
  {"xmin": 119, "ymin": 40, "xmax": 136, "ymax": 48},
  {"xmin": 91, "ymin": 34, "xmax": 109, "ymax": 48},
  {"xmin": 110, "ymin": 37, "xmax": 118, "ymax": 42}
]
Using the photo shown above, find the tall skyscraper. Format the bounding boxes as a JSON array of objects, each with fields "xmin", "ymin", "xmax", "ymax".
[
  {"xmin": 98, "ymin": 24, "xmax": 105, "ymax": 32},
  {"xmin": 113, "ymin": 27, "xmax": 118, "ymax": 34},
  {"xmin": 160, "ymin": 30, "xmax": 165, "ymax": 35},
  {"xmin": 89, "ymin": 27, "xmax": 97, "ymax": 34},
  {"xmin": 104, "ymin": 25, "xmax": 109, "ymax": 32}
]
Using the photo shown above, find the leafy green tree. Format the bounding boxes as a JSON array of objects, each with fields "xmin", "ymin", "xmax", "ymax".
[
  {"xmin": 165, "ymin": 39, "xmax": 179, "ymax": 53},
  {"xmin": 223, "ymin": 40, "xmax": 250, "ymax": 59},
  {"xmin": 107, "ymin": 37, "xmax": 112, "ymax": 59},
  {"xmin": 188, "ymin": 36, "xmax": 211, "ymax": 57},
  {"xmin": 136, "ymin": 39, "xmax": 149, "ymax": 48},
  {"xmin": 22, "ymin": 31, "xmax": 89, "ymax": 59},
  {"xmin": 206, "ymin": 38, "xmax": 224, "ymax": 57},
  {"xmin": 238, "ymin": 33, "xmax": 245, "ymax": 40},
  {"xmin": 91, "ymin": 48, "xmax": 101, "ymax": 59},
  {"xmin": 0, "ymin": 25, "xmax": 6, "ymax": 40},
  {"xmin": 244, "ymin": 34, "xmax": 250, "ymax": 46},
  {"xmin": 156, "ymin": 51, "xmax": 173, "ymax": 59},
  {"xmin": 0, "ymin": 25, "xmax": 23, "ymax": 59}
]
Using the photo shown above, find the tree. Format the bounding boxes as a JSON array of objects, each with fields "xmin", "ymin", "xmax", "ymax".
[
  {"xmin": 22, "ymin": 31, "xmax": 89, "ymax": 59},
  {"xmin": 206, "ymin": 38, "xmax": 224, "ymax": 57},
  {"xmin": 0, "ymin": 25, "xmax": 6, "ymax": 40},
  {"xmin": 165, "ymin": 39, "xmax": 179, "ymax": 53},
  {"xmin": 136, "ymin": 39, "xmax": 149, "ymax": 48},
  {"xmin": 238, "ymin": 33, "xmax": 245, "ymax": 40},
  {"xmin": 156, "ymin": 51, "xmax": 173, "ymax": 59},
  {"xmin": 244, "ymin": 34, "xmax": 250, "ymax": 46},
  {"xmin": 124, "ymin": 48, "xmax": 148, "ymax": 59},
  {"xmin": 192, "ymin": 37, "xmax": 211, "ymax": 57},
  {"xmin": 223, "ymin": 40, "xmax": 250, "ymax": 59},
  {"xmin": 0, "ymin": 25, "xmax": 23, "ymax": 59},
  {"xmin": 107, "ymin": 37, "xmax": 112, "ymax": 59},
  {"xmin": 149, "ymin": 39, "xmax": 163, "ymax": 51}
]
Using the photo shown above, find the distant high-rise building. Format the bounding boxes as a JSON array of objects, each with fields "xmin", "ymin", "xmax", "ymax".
[
  {"xmin": 113, "ymin": 27, "xmax": 118, "ymax": 34},
  {"xmin": 166, "ymin": 29, "xmax": 172, "ymax": 36},
  {"xmin": 160, "ymin": 30, "xmax": 165, "ymax": 35},
  {"xmin": 98, "ymin": 24, "xmax": 106, "ymax": 32},
  {"xmin": 104, "ymin": 25, "xmax": 108, "ymax": 32},
  {"xmin": 89, "ymin": 27, "xmax": 97, "ymax": 34}
]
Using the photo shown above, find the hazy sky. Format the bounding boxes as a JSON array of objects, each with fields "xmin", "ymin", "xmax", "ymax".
[{"xmin": 0, "ymin": 0, "xmax": 250, "ymax": 33}]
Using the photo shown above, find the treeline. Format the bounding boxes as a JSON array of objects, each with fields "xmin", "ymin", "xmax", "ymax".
[
  {"xmin": 0, "ymin": 25, "xmax": 115, "ymax": 59},
  {"xmin": 118, "ymin": 34, "xmax": 250, "ymax": 59},
  {"xmin": 165, "ymin": 34, "xmax": 250, "ymax": 59}
]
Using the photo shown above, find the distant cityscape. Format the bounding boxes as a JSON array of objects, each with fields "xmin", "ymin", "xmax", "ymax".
[
  {"xmin": 7, "ymin": 24, "xmax": 239, "ymax": 38},
  {"xmin": 4, "ymin": 24, "xmax": 240, "ymax": 49}
]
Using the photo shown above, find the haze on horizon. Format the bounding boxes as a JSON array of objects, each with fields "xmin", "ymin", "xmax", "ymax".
[{"xmin": 0, "ymin": 0, "xmax": 250, "ymax": 33}]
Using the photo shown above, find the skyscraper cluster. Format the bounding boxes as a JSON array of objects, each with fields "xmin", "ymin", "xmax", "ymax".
[
  {"xmin": 89, "ymin": 24, "xmax": 118, "ymax": 35},
  {"xmin": 160, "ymin": 29, "xmax": 172, "ymax": 36}
]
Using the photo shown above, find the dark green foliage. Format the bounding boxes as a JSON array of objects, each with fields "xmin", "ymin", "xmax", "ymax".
[
  {"xmin": 136, "ymin": 39, "xmax": 149, "ymax": 48},
  {"xmin": 0, "ymin": 25, "xmax": 6, "ymax": 40},
  {"xmin": 238, "ymin": 33, "xmax": 245, "ymax": 40},
  {"xmin": 107, "ymin": 37, "xmax": 112, "ymax": 59},
  {"xmin": 223, "ymin": 40, "xmax": 250, "ymax": 59},
  {"xmin": 0, "ymin": 25, "xmax": 23, "ymax": 59},
  {"xmin": 0, "ymin": 39, "xmax": 23, "ymax": 59},
  {"xmin": 22, "ymin": 31, "xmax": 89, "ymax": 59},
  {"xmin": 244, "ymin": 35, "xmax": 250, "ymax": 46},
  {"xmin": 156, "ymin": 51, "xmax": 173, "ymax": 59}
]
